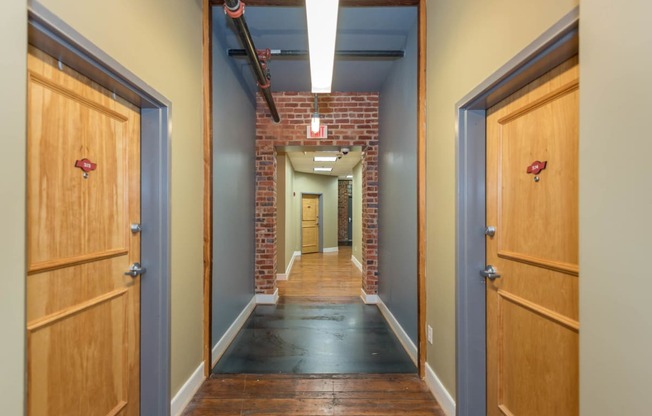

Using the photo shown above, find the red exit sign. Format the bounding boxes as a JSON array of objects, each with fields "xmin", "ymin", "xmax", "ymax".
[{"xmin": 306, "ymin": 125, "xmax": 328, "ymax": 139}]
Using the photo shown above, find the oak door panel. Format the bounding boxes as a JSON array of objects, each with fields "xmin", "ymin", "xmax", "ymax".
[
  {"xmin": 27, "ymin": 46, "xmax": 141, "ymax": 416},
  {"xmin": 486, "ymin": 56, "xmax": 579, "ymax": 416}
]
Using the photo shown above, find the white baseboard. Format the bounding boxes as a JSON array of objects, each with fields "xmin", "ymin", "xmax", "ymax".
[
  {"xmin": 277, "ymin": 251, "xmax": 301, "ymax": 281},
  {"xmin": 376, "ymin": 297, "xmax": 418, "ymax": 365},
  {"xmin": 212, "ymin": 296, "xmax": 256, "ymax": 367},
  {"xmin": 425, "ymin": 362, "xmax": 456, "ymax": 416},
  {"xmin": 360, "ymin": 288, "xmax": 379, "ymax": 304},
  {"xmin": 351, "ymin": 255, "xmax": 363, "ymax": 272},
  {"xmin": 256, "ymin": 288, "xmax": 279, "ymax": 304},
  {"xmin": 323, "ymin": 246, "xmax": 339, "ymax": 253},
  {"xmin": 170, "ymin": 362, "xmax": 205, "ymax": 416}
]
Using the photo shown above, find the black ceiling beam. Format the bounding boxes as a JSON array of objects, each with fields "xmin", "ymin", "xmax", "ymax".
[{"xmin": 228, "ymin": 49, "xmax": 405, "ymax": 58}]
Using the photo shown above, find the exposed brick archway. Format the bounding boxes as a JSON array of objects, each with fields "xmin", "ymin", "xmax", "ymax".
[{"xmin": 255, "ymin": 92, "xmax": 379, "ymax": 297}]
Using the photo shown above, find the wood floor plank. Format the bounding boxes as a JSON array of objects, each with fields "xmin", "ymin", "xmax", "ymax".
[
  {"xmin": 244, "ymin": 378, "xmax": 334, "ymax": 394},
  {"xmin": 333, "ymin": 399, "xmax": 444, "ymax": 415},
  {"xmin": 278, "ymin": 247, "xmax": 361, "ymax": 298},
  {"xmin": 241, "ymin": 398, "xmax": 335, "ymax": 415},
  {"xmin": 184, "ymin": 374, "xmax": 445, "ymax": 416},
  {"xmin": 182, "ymin": 398, "xmax": 243, "ymax": 415},
  {"xmin": 192, "ymin": 377, "xmax": 246, "ymax": 398}
]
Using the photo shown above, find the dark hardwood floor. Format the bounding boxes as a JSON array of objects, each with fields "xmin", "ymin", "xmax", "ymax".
[
  {"xmin": 211, "ymin": 300, "xmax": 416, "ymax": 374},
  {"xmin": 182, "ymin": 373, "xmax": 445, "ymax": 415}
]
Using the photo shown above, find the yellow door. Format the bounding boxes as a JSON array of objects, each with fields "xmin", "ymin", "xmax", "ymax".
[
  {"xmin": 26, "ymin": 46, "xmax": 141, "ymax": 416},
  {"xmin": 486, "ymin": 57, "xmax": 579, "ymax": 416},
  {"xmin": 302, "ymin": 194, "xmax": 319, "ymax": 254}
]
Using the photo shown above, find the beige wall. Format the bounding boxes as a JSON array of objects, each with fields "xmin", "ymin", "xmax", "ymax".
[
  {"xmin": 579, "ymin": 2, "xmax": 652, "ymax": 414},
  {"xmin": 0, "ymin": 0, "xmax": 26, "ymax": 414},
  {"xmin": 277, "ymin": 155, "xmax": 287, "ymax": 271},
  {"xmin": 352, "ymin": 161, "xmax": 363, "ymax": 264},
  {"xmin": 425, "ymin": 0, "xmax": 577, "ymax": 399},
  {"xmin": 285, "ymin": 157, "xmax": 297, "ymax": 265},
  {"xmin": 292, "ymin": 172, "xmax": 339, "ymax": 251},
  {"xmin": 35, "ymin": 0, "xmax": 204, "ymax": 395},
  {"xmin": 276, "ymin": 154, "xmax": 298, "ymax": 273}
]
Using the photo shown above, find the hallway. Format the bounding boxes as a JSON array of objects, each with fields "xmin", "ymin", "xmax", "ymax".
[{"xmin": 185, "ymin": 248, "xmax": 443, "ymax": 415}]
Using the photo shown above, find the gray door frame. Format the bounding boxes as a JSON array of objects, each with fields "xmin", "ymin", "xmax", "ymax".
[
  {"xmin": 454, "ymin": 8, "xmax": 578, "ymax": 416},
  {"xmin": 27, "ymin": 2, "xmax": 172, "ymax": 415}
]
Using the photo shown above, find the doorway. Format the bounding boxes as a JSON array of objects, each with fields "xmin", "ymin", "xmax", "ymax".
[
  {"xmin": 455, "ymin": 8, "xmax": 578, "ymax": 416},
  {"xmin": 27, "ymin": 46, "xmax": 142, "ymax": 415},
  {"xmin": 28, "ymin": 5, "xmax": 172, "ymax": 414},
  {"xmin": 485, "ymin": 57, "xmax": 579, "ymax": 415},
  {"xmin": 204, "ymin": 1, "xmax": 427, "ymax": 379},
  {"xmin": 301, "ymin": 194, "xmax": 321, "ymax": 254}
]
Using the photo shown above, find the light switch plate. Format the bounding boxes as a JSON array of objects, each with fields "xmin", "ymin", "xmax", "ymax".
[{"xmin": 427, "ymin": 325, "xmax": 433, "ymax": 344}]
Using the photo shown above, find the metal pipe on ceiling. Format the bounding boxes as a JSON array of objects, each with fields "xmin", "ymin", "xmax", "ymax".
[
  {"xmin": 224, "ymin": 0, "xmax": 280, "ymax": 123},
  {"xmin": 228, "ymin": 49, "xmax": 405, "ymax": 58}
]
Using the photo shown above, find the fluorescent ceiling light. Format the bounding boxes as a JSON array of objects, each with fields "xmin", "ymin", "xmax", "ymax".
[
  {"xmin": 310, "ymin": 94, "xmax": 320, "ymax": 133},
  {"xmin": 314, "ymin": 167, "xmax": 333, "ymax": 172},
  {"xmin": 314, "ymin": 156, "xmax": 337, "ymax": 162},
  {"xmin": 305, "ymin": 0, "xmax": 339, "ymax": 93},
  {"xmin": 346, "ymin": 175, "xmax": 353, "ymax": 179},
  {"xmin": 311, "ymin": 113, "xmax": 320, "ymax": 133}
]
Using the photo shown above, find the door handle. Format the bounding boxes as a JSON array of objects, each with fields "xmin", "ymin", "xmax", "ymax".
[
  {"xmin": 480, "ymin": 265, "xmax": 501, "ymax": 280},
  {"xmin": 124, "ymin": 262, "xmax": 146, "ymax": 278}
]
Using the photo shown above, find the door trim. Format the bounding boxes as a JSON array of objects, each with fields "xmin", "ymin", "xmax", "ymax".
[
  {"xmin": 28, "ymin": 2, "xmax": 172, "ymax": 415},
  {"xmin": 454, "ymin": 7, "xmax": 578, "ymax": 416}
]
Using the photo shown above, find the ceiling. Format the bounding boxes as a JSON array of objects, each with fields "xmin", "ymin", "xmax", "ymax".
[
  {"xmin": 286, "ymin": 149, "xmax": 362, "ymax": 178},
  {"xmin": 214, "ymin": 5, "xmax": 418, "ymax": 92},
  {"xmin": 213, "ymin": 4, "xmax": 415, "ymax": 177}
]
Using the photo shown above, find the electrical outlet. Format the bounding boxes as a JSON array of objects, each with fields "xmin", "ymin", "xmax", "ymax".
[{"xmin": 427, "ymin": 325, "xmax": 433, "ymax": 344}]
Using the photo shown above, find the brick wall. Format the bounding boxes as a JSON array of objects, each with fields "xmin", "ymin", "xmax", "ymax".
[
  {"xmin": 338, "ymin": 180, "xmax": 351, "ymax": 242},
  {"xmin": 255, "ymin": 91, "xmax": 379, "ymax": 295}
]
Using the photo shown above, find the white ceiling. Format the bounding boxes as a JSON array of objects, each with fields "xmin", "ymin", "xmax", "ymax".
[{"xmin": 286, "ymin": 149, "xmax": 362, "ymax": 178}]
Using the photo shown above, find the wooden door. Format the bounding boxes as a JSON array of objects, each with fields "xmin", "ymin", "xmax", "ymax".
[
  {"xmin": 26, "ymin": 46, "xmax": 141, "ymax": 416},
  {"xmin": 486, "ymin": 57, "xmax": 579, "ymax": 416},
  {"xmin": 302, "ymin": 194, "xmax": 319, "ymax": 254}
]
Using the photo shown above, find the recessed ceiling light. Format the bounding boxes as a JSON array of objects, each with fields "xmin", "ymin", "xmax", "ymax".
[
  {"xmin": 314, "ymin": 167, "xmax": 333, "ymax": 172},
  {"xmin": 314, "ymin": 156, "xmax": 337, "ymax": 162},
  {"xmin": 305, "ymin": 0, "xmax": 339, "ymax": 93}
]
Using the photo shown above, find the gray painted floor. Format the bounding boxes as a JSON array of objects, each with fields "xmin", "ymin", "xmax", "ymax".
[{"xmin": 212, "ymin": 301, "xmax": 416, "ymax": 374}]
